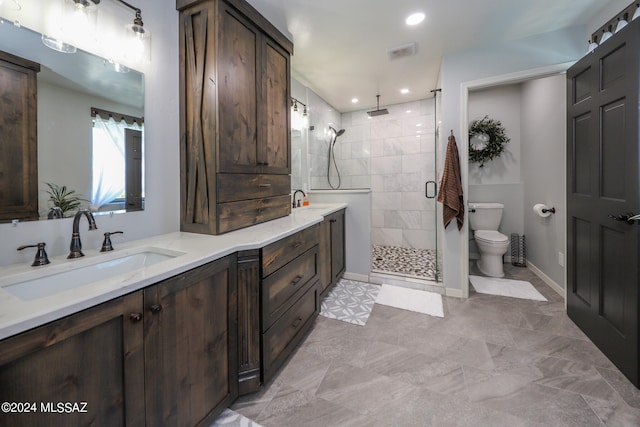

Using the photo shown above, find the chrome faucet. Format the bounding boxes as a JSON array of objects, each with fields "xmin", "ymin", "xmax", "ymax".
[
  {"xmin": 68, "ymin": 209, "xmax": 98, "ymax": 259},
  {"xmin": 292, "ymin": 190, "xmax": 306, "ymax": 208}
]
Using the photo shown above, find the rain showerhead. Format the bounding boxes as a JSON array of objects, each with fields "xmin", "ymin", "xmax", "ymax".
[
  {"xmin": 367, "ymin": 94, "xmax": 389, "ymax": 117},
  {"xmin": 329, "ymin": 126, "xmax": 346, "ymax": 137}
]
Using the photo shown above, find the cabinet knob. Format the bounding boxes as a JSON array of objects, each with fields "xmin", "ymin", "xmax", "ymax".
[
  {"xmin": 330, "ymin": 219, "xmax": 337, "ymax": 223},
  {"xmin": 129, "ymin": 312, "xmax": 142, "ymax": 322},
  {"xmin": 150, "ymin": 304, "xmax": 163, "ymax": 314}
]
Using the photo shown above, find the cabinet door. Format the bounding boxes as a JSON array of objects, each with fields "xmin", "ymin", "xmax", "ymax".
[
  {"xmin": 318, "ymin": 217, "xmax": 332, "ymax": 294},
  {"xmin": 330, "ymin": 210, "xmax": 346, "ymax": 284},
  {"xmin": 260, "ymin": 38, "xmax": 290, "ymax": 174},
  {"xmin": 217, "ymin": 3, "xmax": 261, "ymax": 174},
  {"xmin": 0, "ymin": 292, "xmax": 144, "ymax": 427},
  {"xmin": 144, "ymin": 255, "xmax": 238, "ymax": 426}
]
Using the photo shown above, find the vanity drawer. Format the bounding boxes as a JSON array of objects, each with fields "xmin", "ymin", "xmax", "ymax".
[
  {"xmin": 217, "ymin": 174, "xmax": 290, "ymax": 203},
  {"xmin": 262, "ymin": 281, "xmax": 319, "ymax": 381},
  {"xmin": 262, "ymin": 246, "xmax": 318, "ymax": 330},
  {"xmin": 217, "ymin": 195, "xmax": 291, "ymax": 234},
  {"xmin": 262, "ymin": 224, "xmax": 319, "ymax": 277}
]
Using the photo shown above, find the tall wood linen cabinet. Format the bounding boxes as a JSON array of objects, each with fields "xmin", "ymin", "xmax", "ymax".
[{"xmin": 177, "ymin": 0, "xmax": 293, "ymax": 234}]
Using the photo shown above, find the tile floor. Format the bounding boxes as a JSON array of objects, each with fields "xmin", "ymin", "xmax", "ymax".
[
  {"xmin": 231, "ymin": 264, "xmax": 640, "ymax": 426},
  {"xmin": 371, "ymin": 245, "xmax": 441, "ymax": 280}
]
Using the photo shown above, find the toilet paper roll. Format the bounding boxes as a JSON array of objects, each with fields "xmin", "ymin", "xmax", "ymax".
[{"xmin": 533, "ymin": 204, "xmax": 552, "ymax": 218}]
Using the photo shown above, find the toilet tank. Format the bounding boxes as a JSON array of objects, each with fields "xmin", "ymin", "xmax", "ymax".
[{"xmin": 468, "ymin": 202, "xmax": 504, "ymax": 230}]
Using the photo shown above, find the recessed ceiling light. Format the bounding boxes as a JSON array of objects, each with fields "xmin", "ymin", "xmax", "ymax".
[
  {"xmin": 406, "ymin": 12, "xmax": 425, "ymax": 26},
  {"xmin": 351, "ymin": 98, "xmax": 359, "ymax": 103},
  {"xmin": 406, "ymin": 110, "xmax": 412, "ymax": 113},
  {"xmin": 401, "ymin": 88, "xmax": 410, "ymax": 94}
]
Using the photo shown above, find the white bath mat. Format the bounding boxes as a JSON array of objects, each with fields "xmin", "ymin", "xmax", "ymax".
[
  {"xmin": 469, "ymin": 275, "xmax": 547, "ymax": 301},
  {"xmin": 375, "ymin": 284, "xmax": 444, "ymax": 318}
]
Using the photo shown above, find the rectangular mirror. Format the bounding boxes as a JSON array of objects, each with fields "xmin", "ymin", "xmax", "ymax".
[{"xmin": 0, "ymin": 22, "xmax": 144, "ymax": 223}]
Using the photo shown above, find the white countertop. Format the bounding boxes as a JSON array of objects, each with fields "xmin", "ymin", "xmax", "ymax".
[{"xmin": 0, "ymin": 203, "xmax": 346, "ymax": 341}]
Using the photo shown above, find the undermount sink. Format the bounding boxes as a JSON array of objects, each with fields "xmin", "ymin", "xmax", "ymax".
[{"xmin": 2, "ymin": 248, "xmax": 185, "ymax": 301}]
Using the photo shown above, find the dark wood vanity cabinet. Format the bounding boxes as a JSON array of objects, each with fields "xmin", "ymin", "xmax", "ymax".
[
  {"xmin": 144, "ymin": 254, "xmax": 238, "ymax": 426},
  {"xmin": 319, "ymin": 209, "xmax": 346, "ymax": 295},
  {"xmin": 178, "ymin": 0, "xmax": 293, "ymax": 235},
  {"xmin": 0, "ymin": 292, "xmax": 145, "ymax": 426},
  {"xmin": 0, "ymin": 51, "xmax": 40, "ymax": 222},
  {"xmin": 260, "ymin": 225, "xmax": 321, "ymax": 382},
  {"xmin": 0, "ymin": 255, "xmax": 237, "ymax": 427}
]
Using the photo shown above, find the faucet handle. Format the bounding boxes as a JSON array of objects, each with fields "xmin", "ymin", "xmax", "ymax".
[
  {"xmin": 101, "ymin": 231, "xmax": 124, "ymax": 252},
  {"xmin": 17, "ymin": 242, "xmax": 51, "ymax": 267}
]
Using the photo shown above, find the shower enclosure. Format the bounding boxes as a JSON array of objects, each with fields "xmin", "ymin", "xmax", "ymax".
[{"xmin": 303, "ymin": 88, "xmax": 443, "ymax": 285}]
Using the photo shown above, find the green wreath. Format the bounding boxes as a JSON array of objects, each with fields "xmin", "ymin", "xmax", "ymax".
[{"xmin": 468, "ymin": 116, "xmax": 510, "ymax": 167}]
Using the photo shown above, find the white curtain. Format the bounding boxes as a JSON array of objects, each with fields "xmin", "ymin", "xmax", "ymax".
[{"xmin": 90, "ymin": 114, "xmax": 126, "ymax": 210}]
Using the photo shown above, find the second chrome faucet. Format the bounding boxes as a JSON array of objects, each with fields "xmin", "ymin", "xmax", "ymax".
[{"xmin": 68, "ymin": 209, "xmax": 98, "ymax": 259}]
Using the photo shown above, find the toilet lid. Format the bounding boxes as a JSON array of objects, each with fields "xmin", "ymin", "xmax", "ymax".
[{"xmin": 475, "ymin": 230, "xmax": 508, "ymax": 244}]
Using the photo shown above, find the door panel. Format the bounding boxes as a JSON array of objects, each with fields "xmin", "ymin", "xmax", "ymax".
[
  {"xmin": 600, "ymin": 99, "xmax": 626, "ymax": 200},
  {"xmin": 566, "ymin": 21, "xmax": 639, "ymax": 388},
  {"xmin": 218, "ymin": 5, "xmax": 260, "ymax": 173}
]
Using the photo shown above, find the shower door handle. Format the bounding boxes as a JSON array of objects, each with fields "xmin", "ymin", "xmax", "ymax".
[{"xmin": 425, "ymin": 181, "xmax": 437, "ymax": 199}]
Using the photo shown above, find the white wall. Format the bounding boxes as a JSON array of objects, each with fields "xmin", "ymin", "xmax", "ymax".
[
  {"xmin": 521, "ymin": 74, "xmax": 566, "ymax": 287},
  {"xmin": 468, "ymin": 84, "xmax": 524, "ymax": 252},
  {"xmin": 0, "ymin": 0, "xmax": 179, "ymax": 267}
]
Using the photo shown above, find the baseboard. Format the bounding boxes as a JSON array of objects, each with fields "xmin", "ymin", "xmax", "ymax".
[
  {"xmin": 342, "ymin": 272, "xmax": 369, "ymax": 282},
  {"xmin": 445, "ymin": 287, "xmax": 464, "ymax": 298},
  {"xmin": 527, "ymin": 261, "xmax": 565, "ymax": 298}
]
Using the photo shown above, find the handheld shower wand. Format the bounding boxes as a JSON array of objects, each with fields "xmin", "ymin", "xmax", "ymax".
[{"xmin": 327, "ymin": 126, "xmax": 346, "ymax": 189}]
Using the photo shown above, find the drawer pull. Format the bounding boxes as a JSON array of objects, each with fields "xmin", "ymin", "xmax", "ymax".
[
  {"xmin": 330, "ymin": 219, "xmax": 337, "ymax": 223},
  {"xmin": 293, "ymin": 242, "xmax": 303, "ymax": 249},
  {"xmin": 258, "ymin": 183, "xmax": 272, "ymax": 188},
  {"xmin": 150, "ymin": 304, "xmax": 163, "ymax": 314},
  {"xmin": 129, "ymin": 312, "xmax": 142, "ymax": 322},
  {"xmin": 291, "ymin": 316, "xmax": 303, "ymax": 328},
  {"xmin": 290, "ymin": 275, "xmax": 303, "ymax": 286},
  {"xmin": 257, "ymin": 161, "xmax": 270, "ymax": 166}
]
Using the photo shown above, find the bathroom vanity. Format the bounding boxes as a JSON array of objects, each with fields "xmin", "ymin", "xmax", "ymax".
[{"xmin": 0, "ymin": 204, "xmax": 345, "ymax": 426}]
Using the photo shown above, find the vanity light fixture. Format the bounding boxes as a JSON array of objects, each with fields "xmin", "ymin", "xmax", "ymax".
[
  {"xmin": 116, "ymin": 0, "xmax": 151, "ymax": 62},
  {"xmin": 291, "ymin": 97, "xmax": 307, "ymax": 116},
  {"xmin": 42, "ymin": 0, "xmax": 100, "ymax": 53}
]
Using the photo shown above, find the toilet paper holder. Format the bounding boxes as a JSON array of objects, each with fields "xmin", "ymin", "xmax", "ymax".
[{"xmin": 542, "ymin": 207, "xmax": 555, "ymax": 214}]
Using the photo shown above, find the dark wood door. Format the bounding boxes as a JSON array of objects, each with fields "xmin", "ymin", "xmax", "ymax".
[
  {"xmin": 330, "ymin": 210, "xmax": 346, "ymax": 284},
  {"xmin": 125, "ymin": 128, "xmax": 143, "ymax": 211},
  {"xmin": 261, "ymin": 38, "xmax": 290, "ymax": 174},
  {"xmin": 144, "ymin": 255, "xmax": 238, "ymax": 426},
  {"xmin": 0, "ymin": 292, "xmax": 145, "ymax": 426},
  {"xmin": 217, "ymin": 3, "xmax": 261, "ymax": 174},
  {"xmin": 566, "ymin": 21, "xmax": 639, "ymax": 388}
]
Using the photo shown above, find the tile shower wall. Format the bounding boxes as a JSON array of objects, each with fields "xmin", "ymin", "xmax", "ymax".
[
  {"xmin": 340, "ymin": 100, "xmax": 438, "ymax": 250},
  {"xmin": 307, "ymin": 90, "xmax": 342, "ymax": 190}
]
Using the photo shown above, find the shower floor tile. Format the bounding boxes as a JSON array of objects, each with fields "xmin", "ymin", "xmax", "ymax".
[{"xmin": 371, "ymin": 245, "xmax": 440, "ymax": 280}]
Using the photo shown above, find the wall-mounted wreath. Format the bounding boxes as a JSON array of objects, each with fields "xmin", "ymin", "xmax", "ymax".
[{"xmin": 468, "ymin": 115, "xmax": 510, "ymax": 167}]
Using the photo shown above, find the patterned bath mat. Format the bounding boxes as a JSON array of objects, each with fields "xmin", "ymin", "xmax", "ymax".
[
  {"xmin": 320, "ymin": 279, "xmax": 381, "ymax": 326},
  {"xmin": 210, "ymin": 409, "xmax": 263, "ymax": 427},
  {"xmin": 375, "ymin": 284, "xmax": 444, "ymax": 318},
  {"xmin": 469, "ymin": 275, "xmax": 547, "ymax": 301}
]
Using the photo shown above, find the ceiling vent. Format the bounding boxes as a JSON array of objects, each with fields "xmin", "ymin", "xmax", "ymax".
[{"xmin": 387, "ymin": 42, "xmax": 417, "ymax": 60}]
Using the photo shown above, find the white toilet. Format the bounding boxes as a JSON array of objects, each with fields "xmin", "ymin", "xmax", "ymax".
[{"xmin": 468, "ymin": 202, "xmax": 509, "ymax": 278}]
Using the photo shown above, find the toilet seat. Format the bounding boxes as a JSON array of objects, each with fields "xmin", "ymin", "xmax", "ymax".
[{"xmin": 474, "ymin": 230, "xmax": 508, "ymax": 245}]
